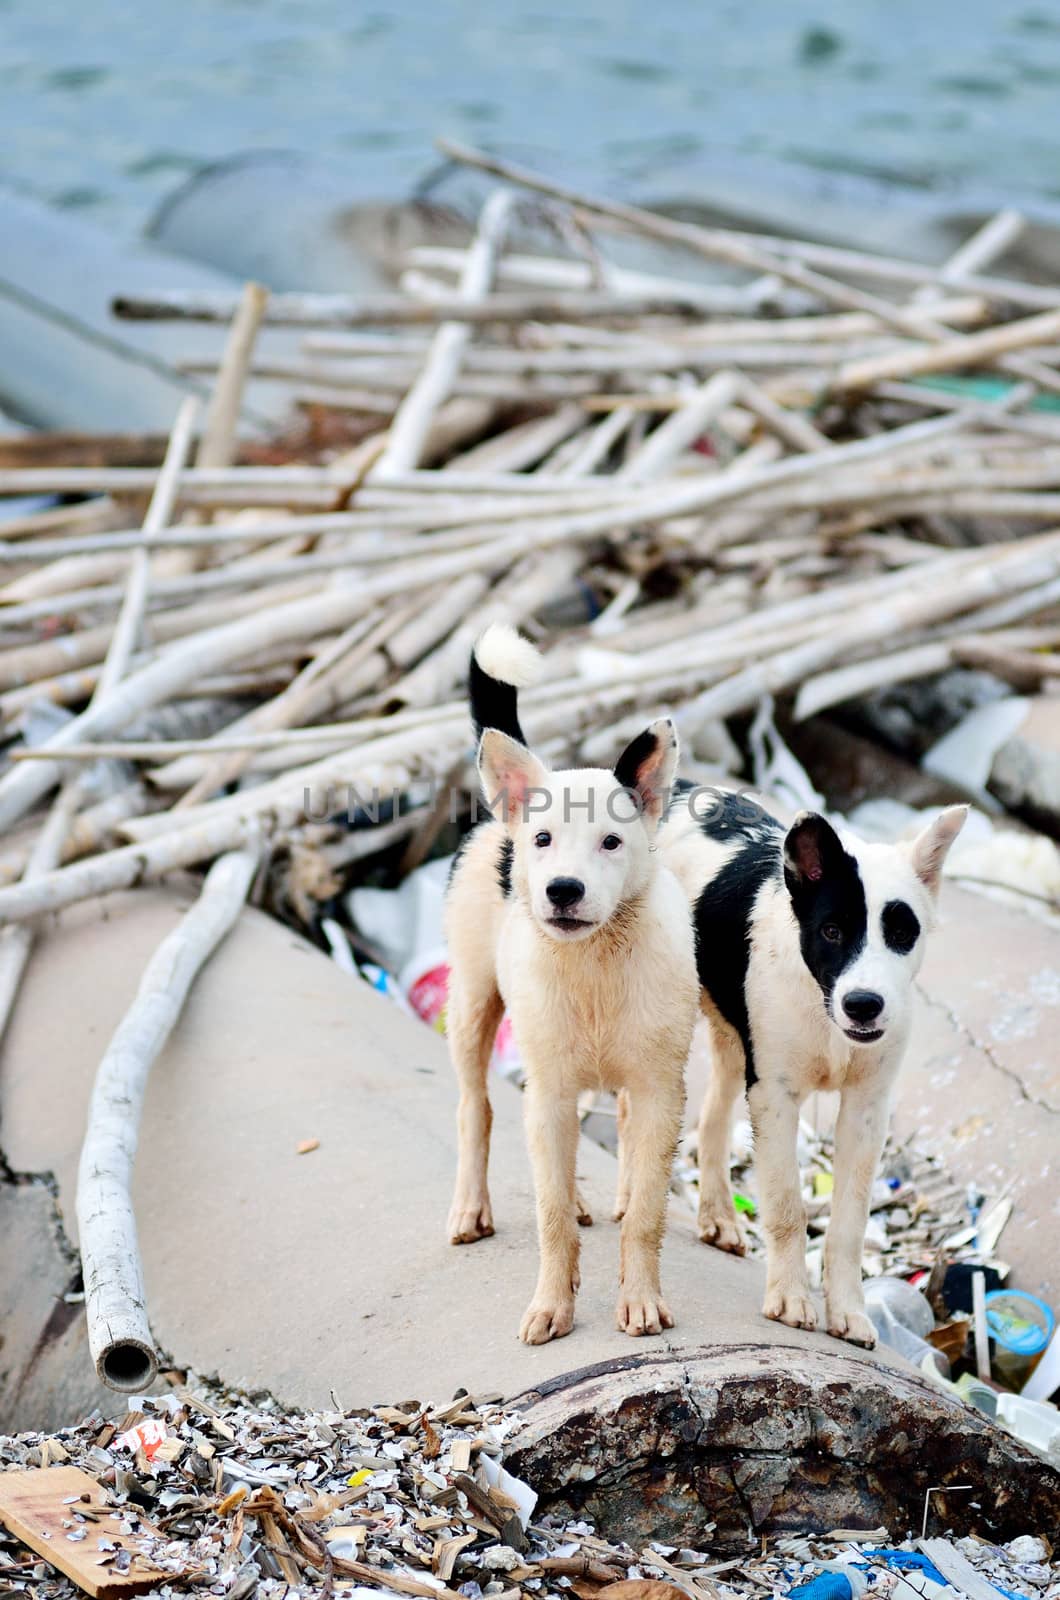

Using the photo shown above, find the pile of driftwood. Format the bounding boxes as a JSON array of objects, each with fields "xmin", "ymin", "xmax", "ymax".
[{"xmin": 6, "ymin": 141, "xmax": 1060, "ymax": 1388}]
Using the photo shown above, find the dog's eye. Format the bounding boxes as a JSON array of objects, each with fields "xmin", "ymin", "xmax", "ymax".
[
  {"xmin": 821, "ymin": 922, "xmax": 843, "ymax": 944},
  {"xmin": 601, "ymin": 834, "xmax": 622, "ymax": 851},
  {"xmin": 533, "ymin": 831, "xmax": 551, "ymax": 848}
]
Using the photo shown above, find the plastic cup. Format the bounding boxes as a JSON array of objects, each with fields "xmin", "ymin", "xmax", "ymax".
[{"xmin": 985, "ymin": 1290, "xmax": 1055, "ymax": 1389}]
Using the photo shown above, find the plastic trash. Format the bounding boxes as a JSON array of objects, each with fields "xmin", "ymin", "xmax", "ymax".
[
  {"xmin": 1022, "ymin": 1324, "xmax": 1060, "ymax": 1403},
  {"xmin": 788, "ymin": 1562, "xmax": 957, "ymax": 1600},
  {"xmin": 865, "ymin": 1297, "xmax": 949, "ymax": 1378},
  {"xmin": 347, "ymin": 857, "xmax": 451, "ymax": 981},
  {"xmin": 348, "ymin": 857, "xmax": 453, "ymax": 1031},
  {"xmin": 863, "ymin": 1277, "xmax": 936, "ymax": 1340},
  {"xmin": 995, "ymin": 1391, "xmax": 1060, "ymax": 1465},
  {"xmin": 953, "ymin": 1372, "xmax": 999, "ymax": 1419},
  {"xmin": 985, "ymin": 1289, "xmax": 1056, "ymax": 1390},
  {"xmin": 347, "ymin": 856, "xmax": 524, "ymax": 1077},
  {"xmin": 922, "ymin": 697, "xmax": 1029, "ymax": 800},
  {"xmin": 872, "ymin": 1550, "xmax": 947, "ymax": 1584},
  {"xmin": 788, "ymin": 1568, "xmax": 870, "ymax": 1600}
]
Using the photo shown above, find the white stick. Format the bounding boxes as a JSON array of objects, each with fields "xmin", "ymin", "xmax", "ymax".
[
  {"xmin": 76, "ymin": 843, "xmax": 261, "ymax": 1390},
  {"xmin": 0, "ymin": 535, "xmax": 526, "ymax": 834},
  {"xmin": 617, "ymin": 371, "xmax": 740, "ymax": 483},
  {"xmin": 94, "ymin": 398, "xmax": 199, "ymax": 700},
  {"xmin": 370, "ymin": 189, "xmax": 516, "ymax": 480},
  {"xmin": 0, "ymin": 785, "xmax": 83, "ymax": 1043},
  {"xmin": 972, "ymin": 1270, "xmax": 992, "ymax": 1383},
  {"xmin": 196, "ymin": 283, "xmax": 269, "ymax": 470}
]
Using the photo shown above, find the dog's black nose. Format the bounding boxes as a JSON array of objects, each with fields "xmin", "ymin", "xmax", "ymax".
[
  {"xmin": 546, "ymin": 876, "xmax": 585, "ymax": 909},
  {"xmin": 843, "ymin": 989, "xmax": 884, "ymax": 1024}
]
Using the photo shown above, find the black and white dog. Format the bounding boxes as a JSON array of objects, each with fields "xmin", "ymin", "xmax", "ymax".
[
  {"xmin": 661, "ymin": 787, "xmax": 966, "ymax": 1347},
  {"xmin": 466, "ymin": 638, "xmax": 967, "ymax": 1349}
]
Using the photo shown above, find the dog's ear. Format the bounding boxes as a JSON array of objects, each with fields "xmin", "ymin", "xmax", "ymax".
[
  {"xmin": 909, "ymin": 804, "xmax": 968, "ymax": 897},
  {"xmin": 783, "ymin": 811, "xmax": 845, "ymax": 892},
  {"xmin": 613, "ymin": 718, "xmax": 679, "ymax": 827},
  {"xmin": 477, "ymin": 729, "xmax": 548, "ymax": 827}
]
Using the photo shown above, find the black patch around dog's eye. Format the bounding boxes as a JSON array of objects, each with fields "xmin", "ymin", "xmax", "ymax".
[
  {"xmin": 882, "ymin": 898, "xmax": 920, "ymax": 954},
  {"xmin": 497, "ymin": 835, "xmax": 514, "ymax": 898},
  {"xmin": 787, "ymin": 843, "xmax": 868, "ymax": 1006},
  {"xmin": 694, "ymin": 834, "xmax": 783, "ymax": 1088}
]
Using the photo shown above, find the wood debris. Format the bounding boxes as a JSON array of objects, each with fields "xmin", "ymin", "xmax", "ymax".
[
  {"xmin": 5, "ymin": 149, "xmax": 1060, "ymax": 953},
  {"xmin": 0, "ymin": 1390, "xmax": 1054, "ymax": 1600}
]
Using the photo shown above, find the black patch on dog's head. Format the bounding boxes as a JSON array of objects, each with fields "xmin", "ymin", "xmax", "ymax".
[
  {"xmin": 882, "ymin": 898, "xmax": 920, "ymax": 954},
  {"xmin": 783, "ymin": 812, "xmax": 867, "ymax": 1005},
  {"xmin": 694, "ymin": 830, "xmax": 783, "ymax": 1087},
  {"xmin": 496, "ymin": 835, "xmax": 514, "ymax": 899}
]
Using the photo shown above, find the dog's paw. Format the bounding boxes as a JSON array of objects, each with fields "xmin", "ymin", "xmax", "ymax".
[
  {"xmin": 611, "ymin": 1194, "xmax": 629, "ymax": 1223},
  {"xmin": 576, "ymin": 1190, "xmax": 594, "ymax": 1227},
  {"xmin": 826, "ymin": 1305, "xmax": 877, "ymax": 1348},
  {"xmin": 519, "ymin": 1298, "xmax": 575, "ymax": 1345},
  {"xmin": 616, "ymin": 1289, "xmax": 674, "ymax": 1337},
  {"xmin": 447, "ymin": 1195, "xmax": 494, "ymax": 1245},
  {"xmin": 697, "ymin": 1207, "xmax": 746, "ymax": 1255},
  {"xmin": 763, "ymin": 1284, "xmax": 818, "ymax": 1332}
]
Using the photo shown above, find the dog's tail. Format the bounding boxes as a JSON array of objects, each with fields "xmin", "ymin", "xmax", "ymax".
[{"xmin": 469, "ymin": 623, "xmax": 542, "ymax": 745}]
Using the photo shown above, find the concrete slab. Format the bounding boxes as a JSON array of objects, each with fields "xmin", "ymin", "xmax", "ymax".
[
  {"xmin": 898, "ymin": 882, "xmax": 1060, "ymax": 1302},
  {"xmin": 0, "ymin": 883, "xmax": 889, "ymax": 1414},
  {"xmin": 0, "ymin": 1184, "xmax": 114, "ymax": 1433}
]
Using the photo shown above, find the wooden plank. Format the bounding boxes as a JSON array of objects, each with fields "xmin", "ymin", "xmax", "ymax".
[
  {"xmin": 917, "ymin": 1538, "xmax": 1005, "ymax": 1600},
  {"xmin": 0, "ymin": 1465, "xmax": 172, "ymax": 1597}
]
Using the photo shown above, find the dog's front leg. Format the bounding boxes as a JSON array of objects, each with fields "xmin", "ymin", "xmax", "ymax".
[
  {"xmin": 616, "ymin": 1081, "xmax": 682, "ymax": 1336},
  {"xmin": 520, "ymin": 1078, "xmax": 581, "ymax": 1344},
  {"xmin": 824, "ymin": 1079, "xmax": 889, "ymax": 1348},
  {"xmin": 749, "ymin": 1077, "xmax": 816, "ymax": 1331}
]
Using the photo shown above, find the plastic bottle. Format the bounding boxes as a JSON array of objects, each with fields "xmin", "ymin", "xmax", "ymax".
[
  {"xmin": 863, "ymin": 1277, "xmax": 936, "ymax": 1339},
  {"xmin": 865, "ymin": 1298, "xmax": 949, "ymax": 1378}
]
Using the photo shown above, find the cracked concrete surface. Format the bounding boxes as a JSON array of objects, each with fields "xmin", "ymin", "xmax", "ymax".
[
  {"xmin": 898, "ymin": 882, "xmax": 1060, "ymax": 1300},
  {"xmin": 1, "ymin": 876, "xmax": 1057, "ymax": 1427}
]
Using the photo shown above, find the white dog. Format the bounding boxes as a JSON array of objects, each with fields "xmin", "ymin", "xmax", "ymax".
[
  {"xmin": 660, "ymin": 787, "xmax": 967, "ymax": 1347},
  {"xmin": 445, "ymin": 625, "xmax": 699, "ymax": 1345}
]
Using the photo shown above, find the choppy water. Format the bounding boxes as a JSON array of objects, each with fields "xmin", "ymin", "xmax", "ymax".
[{"xmin": 4, "ymin": 0, "xmax": 1060, "ymax": 235}]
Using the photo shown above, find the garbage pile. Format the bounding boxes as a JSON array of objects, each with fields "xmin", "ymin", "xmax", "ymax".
[{"xmin": 0, "ymin": 1386, "xmax": 1055, "ymax": 1600}]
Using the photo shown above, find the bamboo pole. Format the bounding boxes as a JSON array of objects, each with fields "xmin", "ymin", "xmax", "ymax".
[
  {"xmin": 433, "ymin": 141, "xmax": 1003, "ymax": 343},
  {"xmin": 0, "ymin": 785, "xmax": 83, "ymax": 1044},
  {"xmin": 0, "ymin": 399, "xmax": 200, "ymax": 1048},
  {"xmin": 94, "ymin": 398, "xmax": 199, "ymax": 697},
  {"xmin": 835, "ymin": 306, "xmax": 1060, "ymax": 394},
  {"xmin": 370, "ymin": 189, "xmax": 516, "ymax": 480},
  {"xmin": 76, "ymin": 843, "xmax": 261, "ymax": 1390},
  {"xmin": 0, "ymin": 535, "xmax": 528, "ymax": 834},
  {"xmin": 113, "ymin": 286, "xmax": 777, "ymax": 326}
]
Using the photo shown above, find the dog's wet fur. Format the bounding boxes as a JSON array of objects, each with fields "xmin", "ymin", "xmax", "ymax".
[
  {"xmin": 662, "ymin": 785, "xmax": 966, "ymax": 1346},
  {"xmin": 444, "ymin": 624, "xmax": 698, "ymax": 1345}
]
